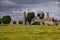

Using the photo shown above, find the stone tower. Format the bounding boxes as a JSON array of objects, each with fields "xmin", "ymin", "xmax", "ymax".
[
  {"xmin": 47, "ymin": 12, "xmax": 49, "ymax": 18},
  {"xmin": 23, "ymin": 12, "xmax": 26, "ymax": 25},
  {"xmin": 40, "ymin": 13, "xmax": 44, "ymax": 19}
]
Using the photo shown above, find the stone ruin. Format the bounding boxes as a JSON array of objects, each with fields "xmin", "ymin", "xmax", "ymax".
[{"xmin": 10, "ymin": 12, "xmax": 58, "ymax": 26}]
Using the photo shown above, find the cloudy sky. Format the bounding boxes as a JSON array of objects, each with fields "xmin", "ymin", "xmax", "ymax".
[{"xmin": 0, "ymin": 0, "xmax": 60, "ymax": 20}]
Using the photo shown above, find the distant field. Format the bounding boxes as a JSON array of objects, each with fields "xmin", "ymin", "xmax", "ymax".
[{"xmin": 0, "ymin": 24, "xmax": 60, "ymax": 40}]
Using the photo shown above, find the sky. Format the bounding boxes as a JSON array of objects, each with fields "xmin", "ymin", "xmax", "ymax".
[{"xmin": 0, "ymin": 0, "xmax": 60, "ymax": 20}]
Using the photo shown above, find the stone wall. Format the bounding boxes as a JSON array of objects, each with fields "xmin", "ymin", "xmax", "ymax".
[{"xmin": 10, "ymin": 20, "xmax": 23, "ymax": 24}]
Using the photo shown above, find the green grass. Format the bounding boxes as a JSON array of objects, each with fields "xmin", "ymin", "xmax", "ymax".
[{"xmin": 0, "ymin": 24, "xmax": 60, "ymax": 40}]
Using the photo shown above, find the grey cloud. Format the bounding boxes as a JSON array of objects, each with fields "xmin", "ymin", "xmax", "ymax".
[
  {"xmin": 9, "ymin": 0, "xmax": 59, "ymax": 4},
  {"xmin": 0, "ymin": 0, "xmax": 60, "ymax": 20}
]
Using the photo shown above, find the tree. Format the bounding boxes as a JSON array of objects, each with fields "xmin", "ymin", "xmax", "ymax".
[
  {"xmin": 58, "ymin": 20, "xmax": 60, "ymax": 22},
  {"xmin": 0, "ymin": 18, "xmax": 2, "ymax": 24},
  {"xmin": 26, "ymin": 12, "xmax": 35, "ymax": 24},
  {"xmin": 2, "ymin": 15, "xmax": 11, "ymax": 24}
]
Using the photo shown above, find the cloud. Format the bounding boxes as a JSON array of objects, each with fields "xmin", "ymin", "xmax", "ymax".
[
  {"xmin": 0, "ymin": 0, "xmax": 60, "ymax": 20},
  {"xmin": 9, "ymin": 0, "xmax": 59, "ymax": 4},
  {"xmin": 0, "ymin": 0, "xmax": 15, "ymax": 6}
]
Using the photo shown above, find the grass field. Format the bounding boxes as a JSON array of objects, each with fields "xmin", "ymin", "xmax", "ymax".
[{"xmin": 0, "ymin": 24, "xmax": 60, "ymax": 40}]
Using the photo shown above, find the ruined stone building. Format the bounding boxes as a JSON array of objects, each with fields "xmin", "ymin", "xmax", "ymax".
[
  {"xmin": 30, "ymin": 12, "xmax": 57, "ymax": 25},
  {"xmin": 10, "ymin": 12, "xmax": 57, "ymax": 26},
  {"xmin": 10, "ymin": 12, "xmax": 26, "ymax": 25}
]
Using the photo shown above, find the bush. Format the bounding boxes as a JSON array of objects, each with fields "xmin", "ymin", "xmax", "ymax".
[
  {"xmin": 32, "ymin": 22, "xmax": 40, "ymax": 25},
  {"xmin": 0, "ymin": 18, "xmax": 2, "ymax": 24},
  {"xmin": 42, "ymin": 22, "xmax": 45, "ymax": 25},
  {"xmin": 2, "ymin": 15, "xmax": 11, "ymax": 24}
]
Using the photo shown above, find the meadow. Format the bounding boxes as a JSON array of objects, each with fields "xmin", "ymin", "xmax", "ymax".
[{"xmin": 0, "ymin": 24, "xmax": 60, "ymax": 40}]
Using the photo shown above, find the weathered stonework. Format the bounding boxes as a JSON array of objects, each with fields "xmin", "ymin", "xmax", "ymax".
[
  {"xmin": 10, "ymin": 12, "xmax": 57, "ymax": 26},
  {"xmin": 30, "ymin": 12, "xmax": 57, "ymax": 25}
]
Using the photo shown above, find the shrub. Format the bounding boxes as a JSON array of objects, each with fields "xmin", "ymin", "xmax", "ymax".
[
  {"xmin": 32, "ymin": 22, "xmax": 40, "ymax": 25},
  {"xmin": 0, "ymin": 18, "xmax": 2, "ymax": 24},
  {"xmin": 2, "ymin": 15, "xmax": 11, "ymax": 24}
]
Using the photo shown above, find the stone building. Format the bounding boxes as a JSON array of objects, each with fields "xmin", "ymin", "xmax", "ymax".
[
  {"xmin": 10, "ymin": 20, "xmax": 23, "ymax": 24},
  {"xmin": 10, "ymin": 12, "xmax": 57, "ymax": 26},
  {"xmin": 10, "ymin": 12, "xmax": 26, "ymax": 25},
  {"xmin": 23, "ymin": 12, "xmax": 26, "ymax": 25},
  {"xmin": 30, "ymin": 12, "xmax": 57, "ymax": 25}
]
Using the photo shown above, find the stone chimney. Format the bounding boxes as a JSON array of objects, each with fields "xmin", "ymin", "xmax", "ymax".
[
  {"xmin": 23, "ymin": 12, "xmax": 26, "ymax": 25},
  {"xmin": 47, "ymin": 12, "xmax": 49, "ymax": 18}
]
